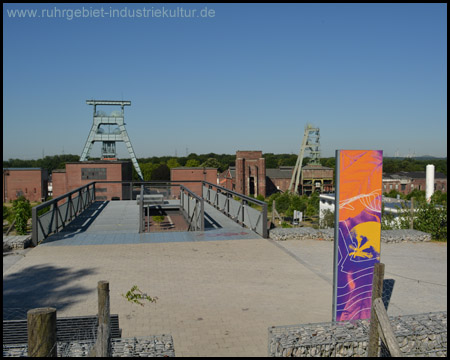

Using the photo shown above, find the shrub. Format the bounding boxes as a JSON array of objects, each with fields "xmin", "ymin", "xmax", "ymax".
[{"xmin": 12, "ymin": 196, "xmax": 32, "ymax": 235}]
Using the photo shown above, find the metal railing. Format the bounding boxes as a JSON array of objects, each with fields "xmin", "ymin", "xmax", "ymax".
[
  {"xmin": 31, "ymin": 182, "xmax": 96, "ymax": 246},
  {"xmin": 180, "ymin": 185, "xmax": 204, "ymax": 231},
  {"xmin": 201, "ymin": 181, "xmax": 268, "ymax": 238},
  {"xmin": 137, "ymin": 182, "xmax": 204, "ymax": 232}
]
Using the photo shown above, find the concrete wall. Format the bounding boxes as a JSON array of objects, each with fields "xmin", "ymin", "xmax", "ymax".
[{"xmin": 3, "ymin": 169, "xmax": 48, "ymax": 202}]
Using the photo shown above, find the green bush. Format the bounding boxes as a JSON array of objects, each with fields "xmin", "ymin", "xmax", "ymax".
[
  {"xmin": 12, "ymin": 196, "xmax": 32, "ymax": 235},
  {"xmin": 281, "ymin": 221, "xmax": 292, "ymax": 228},
  {"xmin": 3, "ymin": 205, "xmax": 9, "ymax": 220},
  {"xmin": 320, "ymin": 209, "xmax": 335, "ymax": 229},
  {"xmin": 414, "ymin": 202, "xmax": 447, "ymax": 241}
]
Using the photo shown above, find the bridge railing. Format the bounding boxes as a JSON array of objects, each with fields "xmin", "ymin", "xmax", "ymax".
[
  {"xmin": 31, "ymin": 182, "xmax": 96, "ymax": 246},
  {"xmin": 201, "ymin": 181, "xmax": 268, "ymax": 238},
  {"xmin": 180, "ymin": 185, "xmax": 204, "ymax": 231}
]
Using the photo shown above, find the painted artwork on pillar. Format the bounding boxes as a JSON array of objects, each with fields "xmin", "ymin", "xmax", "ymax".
[{"xmin": 333, "ymin": 150, "xmax": 383, "ymax": 322}]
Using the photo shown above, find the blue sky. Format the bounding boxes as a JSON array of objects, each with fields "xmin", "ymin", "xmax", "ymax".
[{"xmin": 3, "ymin": 3, "xmax": 447, "ymax": 160}]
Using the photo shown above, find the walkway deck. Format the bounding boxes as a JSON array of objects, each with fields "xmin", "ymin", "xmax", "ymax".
[{"xmin": 40, "ymin": 200, "xmax": 260, "ymax": 247}]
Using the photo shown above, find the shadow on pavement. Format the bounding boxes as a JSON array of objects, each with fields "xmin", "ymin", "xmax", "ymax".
[
  {"xmin": 3, "ymin": 264, "xmax": 97, "ymax": 320},
  {"xmin": 382, "ymin": 278, "xmax": 396, "ymax": 310},
  {"xmin": 40, "ymin": 201, "xmax": 108, "ymax": 244}
]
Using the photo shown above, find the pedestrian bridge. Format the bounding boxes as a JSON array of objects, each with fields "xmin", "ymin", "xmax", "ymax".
[{"xmin": 32, "ymin": 181, "xmax": 268, "ymax": 247}]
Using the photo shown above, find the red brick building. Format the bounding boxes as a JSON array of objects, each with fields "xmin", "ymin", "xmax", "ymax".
[
  {"xmin": 219, "ymin": 151, "xmax": 335, "ymax": 197},
  {"xmin": 382, "ymin": 171, "xmax": 447, "ymax": 195},
  {"xmin": 170, "ymin": 167, "xmax": 218, "ymax": 197},
  {"xmin": 235, "ymin": 151, "xmax": 266, "ymax": 198},
  {"xmin": 3, "ymin": 168, "xmax": 49, "ymax": 202},
  {"xmin": 51, "ymin": 161, "xmax": 132, "ymax": 201}
]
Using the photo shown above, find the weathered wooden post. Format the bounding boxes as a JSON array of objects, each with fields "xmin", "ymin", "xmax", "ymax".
[
  {"xmin": 96, "ymin": 280, "xmax": 111, "ymax": 356},
  {"xmin": 27, "ymin": 307, "xmax": 57, "ymax": 357},
  {"xmin": 89, "ymin": 280, "xmax": 111, "ymax": 357},
  {"xmin": 367, "ymin": 262, "xmax": 385, "ymax": 357},
  {"xmin": 373, "ymin": 298, "xmax": 402, "ymax": 357},
  {"xmin": 272, "ymin": 200, "xmax": 275, "ymax": 224}
]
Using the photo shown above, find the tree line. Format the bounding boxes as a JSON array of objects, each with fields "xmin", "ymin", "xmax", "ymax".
[{"xmin": 3, "ymin": 153, "xmax": 447, "ymax": 180}]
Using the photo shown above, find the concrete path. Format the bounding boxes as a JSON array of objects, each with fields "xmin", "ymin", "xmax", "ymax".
[
  {"xmin": 3, "ymin": 238, "xmax": 332, "ymax": 357},
  {"xmin": 3, "ymin": 199, "xmax": 446, "ymax": 356},
  {"xmin": 273, "ymin": 239, "xmax": 447, "ymax": 317}
]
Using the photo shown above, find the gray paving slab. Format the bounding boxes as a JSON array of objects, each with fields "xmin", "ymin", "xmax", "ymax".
[
  {"xmin": 274, "ymin": 239, "xmax": 447, "ymax": 317},
  {"xmin": 3, "ymin": 238, "xmax": 446, "ymax": 357}
]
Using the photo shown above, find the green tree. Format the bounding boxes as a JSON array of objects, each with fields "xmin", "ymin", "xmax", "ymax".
[
  {"xmin": 200, "ymin": 158, "xmax": 221, "ymax": 169},
  {"xmin": 405, "ymin": 189, "xmax": 426, "ymax": 202},
  {"xmin": 140, "ymin": 163, "xmax": 160, "ymax": 181},
  {"xmin": 166, "ymin": 158, "xmax": 181, "ymax": 169},
  {"xmin": 384, "ymin": 189, "xmax": 404, "ymax": 199},
  {"xmin": 185, "ymin": 159, "xmax": 201, "ymax": 167},
  {"xmin": 320, "ymin": 209, "xmax": 335, "ymax": 229},
  {"xmin": 151, "ymin": 164, "xmax": 170, "ymax": 180}
]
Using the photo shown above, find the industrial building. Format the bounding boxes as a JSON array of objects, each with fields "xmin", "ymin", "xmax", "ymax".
[
  {"xmin": 218, "ymin": 150, "xmax": 334, "ymax": 197},
  {"xmin": 52, "ymin": 161, "xmax": 132, "ymax": 201},
  {"xmin": 3, "ymin": 168, "xmax": 48, "ymax": 202},
  {"xmin": 170, "ymin": 167, "xmax": 218, "ymax": 197},
  {"xmin": 382, "ymin": 171, "xmax": 447, "ymax": 195}
]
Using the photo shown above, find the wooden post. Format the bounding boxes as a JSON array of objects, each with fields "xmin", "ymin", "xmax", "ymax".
[
  {"xmin": 373, "ymin": 298, "xmax": 402, "ymax": 357},
  {"xmin": 97, "ymin": 280, "xmax": 110, "ymax": 357},
  {"xmin": 27, "ymin": 307, "xmax": 57, "ymax": 357},
  {"xmin": 272, "ymin": 200, "xmax": 275, "ymax": 224},
  {"xmin": 89, "ymin": 280, "xmax": 111, "ymax": 357},
  {"xmin": 367, "ymin": 262, "xmax": 385, "ymax": 357}
]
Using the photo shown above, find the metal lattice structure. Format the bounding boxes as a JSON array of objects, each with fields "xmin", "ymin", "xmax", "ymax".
[
  {"xmin": 288, "ymin": 124, "xmax": 321, "ymax": 193},
  {"xmin": 80, "ymin": 100, "xmax": 143, "ymax": 180}
]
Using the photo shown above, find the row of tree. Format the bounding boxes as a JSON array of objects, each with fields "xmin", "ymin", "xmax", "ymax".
[{"xmin": 3, "ymin": 153, "xmax": 447, "ymax": 178}]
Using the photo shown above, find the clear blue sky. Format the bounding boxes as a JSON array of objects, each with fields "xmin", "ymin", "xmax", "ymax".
[{"xmin": 3, "ymin": 3, "xmax": 447, "ymax": 160}]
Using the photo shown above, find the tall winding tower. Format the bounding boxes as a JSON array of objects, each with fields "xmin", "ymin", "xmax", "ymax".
[
  {"xmin": 288, "ymin": 124, "xmax": 321, "ymax": 193},
  {"xmin": 80, "ymin": 100, "xmax": 144, "ymax": 180}
]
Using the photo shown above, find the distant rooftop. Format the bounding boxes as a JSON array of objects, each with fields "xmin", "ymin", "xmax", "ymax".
[
  {"xmin": 3, "ymin": 168, "xmax": 44, "ymax": 171},
  {"xmin": 384, "ymin": 171, "xmax": 447, "ymax": 179}
]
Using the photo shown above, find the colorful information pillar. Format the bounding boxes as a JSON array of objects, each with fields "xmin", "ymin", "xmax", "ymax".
[{"xmin": 332, "ymin": 150, "xmax": 383, "ymax": 322}]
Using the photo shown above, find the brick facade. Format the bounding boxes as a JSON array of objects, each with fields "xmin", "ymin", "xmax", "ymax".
[
  {"xmin": 170, "ymin": 168, "xmax": 218, "ymax": 197},
  {"xmin": 3, "ymin": 168, "xmax": 48, "ymax": 202},
  {"xmin": 382, "ymin": 172, "xmax": 447, "ymax": 195},
  {"xmin": 235, "ymin": 151, "xmax": 266, "ymax": 198},
  {"xmin": 51, "ymin": 161, "xmax": 133, "ymax": 201}
]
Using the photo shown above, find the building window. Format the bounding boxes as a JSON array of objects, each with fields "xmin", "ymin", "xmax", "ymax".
[
  {"xmin": 411, "ymin": 184, "xmax": 414, "ymax": 189},
  {"xmin": 34, "ymin": 188, "xmax": 36, "ymax": 193},
  {"xmin": 384, "ymin": 184, "xmax": 386, "ymax": 190},
  {"xmin": 25, "ymin": 188, "xmax": 27, "ymax": 193},
  {"xmin": 395, "ymin": 184, "xmax": 399, "ymax": 190},
  {"xmin": 390, "ymin": 184, "xmax": 393, "ymax": 189},
  {"xmin": 81, "ymin": 168, "xmax": 107, "ymax": 180},
  {"xmin": 401, "ymin": 184, "xmax": 406, "ymax": 191}
]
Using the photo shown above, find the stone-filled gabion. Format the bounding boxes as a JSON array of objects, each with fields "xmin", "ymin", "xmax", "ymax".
[
  {"xmin": 268, "ymin": 311, "xmax": 447, "ymax": 357},
  {"xmin": 269, "ymin": 228, "xmax": 432, "ymax": 243},
  {"xmin": 3, "ymin": 235, "xmax": 32, "ymax": 251},
  {"xmin": 2, "ymin": 335, "xmax": 175, "ymax": 357}
]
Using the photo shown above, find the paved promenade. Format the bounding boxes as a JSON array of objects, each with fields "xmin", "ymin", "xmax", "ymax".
[
  {"xmin": 4, "ymin": 238, "xmax": 334, "ymax": 357},
  {"xmin": 3, "ymin": 200, "xmax": 447, "ymax": 357}
]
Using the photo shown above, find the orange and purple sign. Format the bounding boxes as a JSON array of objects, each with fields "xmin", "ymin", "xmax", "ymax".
[{"xmin": 333, "ymin": 150, "xmax": 383, "ymax": 322}]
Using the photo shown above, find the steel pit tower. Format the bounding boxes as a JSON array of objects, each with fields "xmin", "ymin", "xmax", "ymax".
[
  {"xmin": 80, "ymin": 100, "xmax": 144, "ymax": 180},
  {"xmin": 288, "ymin": 124, "xmax": 321, "ymax": 194}
]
